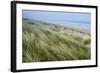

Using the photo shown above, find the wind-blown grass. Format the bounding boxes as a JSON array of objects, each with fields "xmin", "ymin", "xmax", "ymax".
[{"xmin": 22, "ymin": 19, "xmax": 91, "ymax": 63}]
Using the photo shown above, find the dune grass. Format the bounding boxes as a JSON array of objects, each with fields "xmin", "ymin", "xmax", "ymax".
[{"xmin": 22, "ymin": 19, "xmax": 91, "ymax": 63}]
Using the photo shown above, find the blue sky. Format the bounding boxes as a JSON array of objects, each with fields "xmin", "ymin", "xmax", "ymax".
[{"xmin": 22, "ymin": 10, "xmax": 91, "ymax": 27}]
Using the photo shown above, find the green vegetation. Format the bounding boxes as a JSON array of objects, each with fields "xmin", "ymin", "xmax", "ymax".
[{"xmin": 22, "ymin": 19, "xmax": 91, "ymax": 63}]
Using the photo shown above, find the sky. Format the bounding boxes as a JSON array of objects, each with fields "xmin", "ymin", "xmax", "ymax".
[{"xmin": 22, "ymin": 10, "xmax": 91, "ymax": 27}]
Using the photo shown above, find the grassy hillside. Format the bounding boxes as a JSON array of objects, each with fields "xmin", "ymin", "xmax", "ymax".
[{"xmin": 22, "ymin": 18, "xmax": 91, "ymax": 63}]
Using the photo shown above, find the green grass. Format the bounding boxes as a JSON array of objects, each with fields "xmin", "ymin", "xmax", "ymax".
[{"xmin": 22, "ymin": 19, "xmax": 91, "ymax": 63}]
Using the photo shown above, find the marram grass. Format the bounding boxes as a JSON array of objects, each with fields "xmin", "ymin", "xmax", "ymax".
[{"xmin": 22, "ymin": 19, "xmax": 91, "ymax": 63}]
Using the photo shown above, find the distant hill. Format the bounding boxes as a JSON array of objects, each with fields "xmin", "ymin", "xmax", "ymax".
[{"xmin": 23, "ymin": 18, "xmax": 90, "ymax": 35}]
